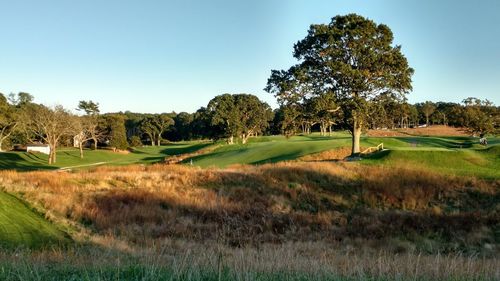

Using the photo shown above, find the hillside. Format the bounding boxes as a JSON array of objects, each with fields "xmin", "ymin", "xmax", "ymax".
[
  {"xmin": 0, "ymin": 158, "xmax": 499, "ymax": 279},
  {"xmin": 0, "ymin": 136, "xmax": 498, "ymax": 280},
  {"xmin": 0, "ymin": 192, "xmax": 68, "ymax": 248}
]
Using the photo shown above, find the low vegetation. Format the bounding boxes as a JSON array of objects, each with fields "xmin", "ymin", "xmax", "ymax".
[{"xmin": 0, "ymin": 146, "xmax": 498, "ymax": 279}]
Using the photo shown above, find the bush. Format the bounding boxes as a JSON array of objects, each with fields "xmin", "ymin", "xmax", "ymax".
[{"xmin": 129, "ymin": 136, "xmax": 143, "ymax": 147}]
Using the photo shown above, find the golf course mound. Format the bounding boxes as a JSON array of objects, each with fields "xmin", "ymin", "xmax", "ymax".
[{"xmin": 0, "ymin": 191, "xmax": 69, "ymax": 248}]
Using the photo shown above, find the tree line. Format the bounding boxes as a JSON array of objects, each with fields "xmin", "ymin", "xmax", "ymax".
[{"xmin": 1, "ymin": 91, "xmax": 497, "ymax": 162}]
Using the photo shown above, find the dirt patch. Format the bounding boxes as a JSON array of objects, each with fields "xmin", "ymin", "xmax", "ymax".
[
  {"xmin": 164, "ymin": 144, "xmax": 219, "ymax": 164},
  {"xmin": 299, "ymin": 147, "xmax": 364, "ymax": 161}
]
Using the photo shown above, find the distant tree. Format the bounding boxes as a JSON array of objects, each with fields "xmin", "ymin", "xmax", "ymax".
[
  {"xmin": 24, "ymin": 105, "xmax": 75, "ymax": 164},
  {"xmin": 408, "ymin": 104, "xmax": 419, "ymax": 128},
  {"xmin": 207, "ymin": 94, "xmax": 239, "ymax": 144},
  {"xmin": 77, "ymin": 100, "xmax": 100, "ymax": 115},
  {"xmin": 76, "ymin": 100, "xmax": 104, "ymax": 150},
  {"xmin": 421, "ymin": 101, "xmax": 436, "ymax": 126},
  {"xmin": 129, "ymin": 135, "xmax": 143, "ymax": 147},
  {"xmin": 266, "ymin": 14, "xmax": 414, "ymax": 154},
  {"xmin": 371, "ymin": 92, "xmax": 401, "ymax": 129},
  {"xmin": 72, "ymin": 115, "xmax": 106, "ymax": 158},
  {"xmin": 102, "ymin": 115, "xmax": 129, "ymax": 150},
  {"xmin": 172, "ymin": 112, "xmax": 194, "ymax": 141},
  {"xmin": 268, "ymin": 108, "xmax": 285, "ymax": 135},
  {"xmin": 264, "ymin": 66, "xmax": 306, "ymax": 138},
  {"xmin": 368, "ymin": 101, "xmax": 388, "ymax": 129},
  {"xmin": 8, "ymin": 92, "xmax": 34, "ymax": 106},
  {"xmin": 462, "ymin": 98, "xmax": 498, "ymax": 136},
  {"xmin": 233, "ymin": 94, "xmax": 273, "ymax": 144},
  {"xmin": 0, "ymin": 93, "xmax": 19, "ymax": 151},
  {"xmin": 207, "ymin": 93, "xmax": 273, "ymax": 144},
  {"xmin": 307, "ymin": 93, "xmax": 340, "ymax": 136},
  {"xmin": 140, "ymin": 114, "xmax": 174, "ymax": 146}
]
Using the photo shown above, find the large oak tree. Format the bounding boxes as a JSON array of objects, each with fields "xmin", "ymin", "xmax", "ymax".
[{"xmin": 266, "ymin": 14, "xmax": 414, "ymax": 155}]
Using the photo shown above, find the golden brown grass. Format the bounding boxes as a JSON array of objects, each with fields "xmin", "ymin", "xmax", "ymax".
[
  {"xmin": 0, "ymin": 161, "xmax": 498, "ymax": 255},
  {"xmin": 1, "ymin": 162, "xmax": 499, "ymax": 279},
  {"xmin": 1, "ymin": 241, "xmax": 499, "ymax": 280}
]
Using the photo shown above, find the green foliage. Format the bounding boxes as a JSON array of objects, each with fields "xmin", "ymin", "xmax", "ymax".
[
  {"xmin": 8, "ymin": 92, "xmax": 34, "ymax": 106},
  {"xmin": 266, "ymin": 14, "xmax": 414, "ymax": 153},
  {"xmin": 207, "ymin": 93, "xmax": 273, "ymax": 143},
  {"xmin": 139, "ymin": 114, "xmax": 175, "ymax": 145},
  {"xmin": 77, "ymin": 100, "xmax": 100, "ymax": 115},
  {"xmin": 421, "ymin": 101, "xmax": 436, "ymax": 126},
  {"xmin": 129, "ymin": 135, "xmax": 143, "ymax": 147},
  {"xmin": 103, "ymin": 115, "xmax": 129, "ymax": 149},
  {"xmin": 0, "ymin": 93, "xmax": 19, "ymax": 150},
  {"xmin": 462, "ymin": 97, "xmax": 498, "ymax": 135}
]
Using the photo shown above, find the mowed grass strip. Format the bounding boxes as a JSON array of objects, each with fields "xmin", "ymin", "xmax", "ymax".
[{"xmin": 0, "ymin": 192, "xmax": 69, "ymax": 248}]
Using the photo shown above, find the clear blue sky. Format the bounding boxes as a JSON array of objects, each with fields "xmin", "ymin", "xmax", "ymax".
[{"xmin": 1, "ymin": 0, "xmax": 499, "ymax": 113}]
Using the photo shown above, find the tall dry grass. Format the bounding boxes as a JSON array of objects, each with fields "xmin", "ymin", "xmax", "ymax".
[
  {"xmin": 1, "ymin": 241, "xmax": 498, "ymax": 280},
  {"xmin": 1, "ymin": 162, "xmax": 499, "ymax": 279},
  {"xmin": 0, "ymin": 161, "xmax": 497, "ymax": 253}
]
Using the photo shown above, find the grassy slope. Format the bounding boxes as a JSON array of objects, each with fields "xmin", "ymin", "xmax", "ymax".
[
  {"xmin": 187, "ymin": 134, "xmax": 500, "ymax": 178},
  {"xmin": 0, "ymin": 142, "xmax": 210, "ymax": 171},
  {"xmin": 0, "ymin": 192, "xmax": 68, "ymax": 248},
  {"xmin": 188, "ymin": 134, "xmax": 352, "ymax": 167}
]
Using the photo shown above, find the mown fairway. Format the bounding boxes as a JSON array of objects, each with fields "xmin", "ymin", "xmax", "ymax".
[
  {"xmin": 0, "ymin": 135, "xmax": 499, "ymax": 179},
  {"xmin": 0, "ymin": 192, "xmax": 68, "ymax": 248},
  {"xmin": 0, "ymin": 141, "xmax": 210, "ymax": 171},
  {"xmin": 186, "ymin": 134, "xmax": 500, "ymax": 178}
]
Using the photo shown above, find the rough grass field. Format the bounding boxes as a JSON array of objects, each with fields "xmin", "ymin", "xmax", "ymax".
[{"xmin": 0, "ymin": 132, "xmax": 498, "ymax": 280}]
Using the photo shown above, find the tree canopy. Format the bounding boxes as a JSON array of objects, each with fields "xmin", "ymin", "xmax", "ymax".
[
  {"xmin": 266, "ymin": 14, "xmax": 414, "ymax": 154},
  {"xmin": 207, "ymin": 93, "xmax": 273, "ymax": 144}
]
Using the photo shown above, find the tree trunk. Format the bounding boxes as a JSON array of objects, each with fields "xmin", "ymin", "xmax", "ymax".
[
  {"xmin": 328, "ymin": 125, "xmax": 332, "ymax": 136},
  {"xmin": 227, "ymin": 135, "xmax": 234, "ymax": 145},
  {"xmin": 149, "ymin": 134, "xmax": 155, "ymax": 146},
  {"xmin": 79, "ymin": 142, "xmax": 84, "ymax": 159},
  {"xmin": 92, "ymin": 136, "xmax": 98, "ymax": 150},
  {"xmin": 0, "ymin": 139, "xmax": 3, "ymax": 152},
  {"xmin": 48, "ymin": 145, "xmax": 56, "ymax": 164},
  {"xmin": 53, "ymin": 146, "xmax": 57, "ymax": 163},
  {"xmin": 351, "ymin": 118, "xmax": 362, "ymax": 156},
  {"xmin": 242, "ymin": 134, "xmax": 248, "ymax": 144},
  {"xmin": 157, "ymin": 138, "xmax": 161, "ymax": 146}
]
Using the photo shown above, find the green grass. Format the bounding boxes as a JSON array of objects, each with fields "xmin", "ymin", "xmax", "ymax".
[
  {"xmin": 1, "ymin": 135, "xmax": 499, "ymax": 179},
  {"xmin": 0, "ymin": 142, "xmax": 210, "ymax": 171},
  {"xmin": 186, "ymin": 134, "xmax": 500, "ymax": 177},
  {"xmin": 187, "ymin": 134, "xmax": 354, "ymax": 167},
  {"xmin": 0, "ymin": 192, "xmax": 69, "ymax": 248}
]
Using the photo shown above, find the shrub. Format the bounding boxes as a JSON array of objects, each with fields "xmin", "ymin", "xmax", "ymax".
[{"xmin": 129, "ymin": 136, "xmax": 143, "ymax": 147}]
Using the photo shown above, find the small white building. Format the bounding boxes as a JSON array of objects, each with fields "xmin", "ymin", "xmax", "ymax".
[{"xmin": 26, "ymin": 144, "xmax": 51, "ymax": 155}]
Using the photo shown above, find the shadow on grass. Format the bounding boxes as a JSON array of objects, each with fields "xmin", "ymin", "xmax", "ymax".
[
  {"xmin": 75, "ymin": 165, "xmax": 498, "ymax": 250},
  {"xmin": 396, "ymin": 137, "xmax": 474, "ymax": 149},
  {"xmin": 159, "ymin": 143, "xmax": 212, "ymax": 156},
  {"xmin": 0, "ymin": 153, "xmax": 56, "ymax": 171}
]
